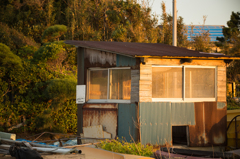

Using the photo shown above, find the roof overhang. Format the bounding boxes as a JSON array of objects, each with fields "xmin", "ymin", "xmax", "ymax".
[
  {"xmin": 71, "ymin": 44, "xmax": 135, "ymax": 58},
  {"xmin": 135, "ymin": 55, "xmax": 240, "ymax": 60},
  {"xmin": 65, "ymin": 40, "xmax": 240, "ymax": 60}
]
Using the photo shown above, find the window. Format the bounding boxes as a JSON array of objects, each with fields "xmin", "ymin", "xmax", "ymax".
[
  {"xmin": 152, "ymin": 66, "xmax": 216, "ymax": 102},
  {"xmin": 89, "ymin": 69, "xmax": 108, "ymax": 99},
  {"xmin": 185, "ymin": 68, "xmax": 215, "ymax": 99},
  {"xmin": 152, "ymin": 67, "xmax": 182, "ymax": 99},
  {"xmin": 88, "ymin": 68, "xmax": 131, "ymax": 102}
]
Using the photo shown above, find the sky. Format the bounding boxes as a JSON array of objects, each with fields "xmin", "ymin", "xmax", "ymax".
[{"xmin": 148, "ymin": 0, "xmax": 240, "ymax": 26}]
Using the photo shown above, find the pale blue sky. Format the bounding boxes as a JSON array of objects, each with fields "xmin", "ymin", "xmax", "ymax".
[{"xmin": 149, "ymin": 0, "xmax": 240, "ymax": 26}]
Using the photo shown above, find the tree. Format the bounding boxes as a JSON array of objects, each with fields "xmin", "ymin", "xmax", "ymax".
[
  {"xmin": 216, "ymin": 12, "xmax": 240, "ymax": 82},
  {"xmin": 217, "ymin": 12, "xmax": 240, "ymax": 43},
  {"xmin": 187, "ymin": 16, "xmax": 213, "ymax": 53},
  {"xmin": 0, "ymin": 0, "xmax": 177, "ymax": 133},
  {"xmin": 0, "ymin": 23, "xmax": 39, "ymax": 53},
  {"xmin": 158, "ymin": 2, "xmax": 189, "ymax": 47},
  {"xmin": 0, "ymin": 43, "xmax": 23, "ymax": 102},
  {"xmin": 42, "ymin": 25, "xmax": 67, "ymax": 43}
]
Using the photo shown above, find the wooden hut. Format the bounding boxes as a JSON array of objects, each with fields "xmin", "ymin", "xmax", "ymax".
[{"xmin": 65, "ymin": 40, "xmax": 239, "ymax": 147}]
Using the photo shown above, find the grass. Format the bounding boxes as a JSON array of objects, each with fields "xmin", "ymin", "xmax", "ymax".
[{"xmin": 97, "ymin": 138, "xmax": 153, "ymax": 157}]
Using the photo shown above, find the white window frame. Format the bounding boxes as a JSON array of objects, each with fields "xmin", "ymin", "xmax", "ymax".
[
  {"xmin": 87, "ymin": 67, "xmax": 131, "ymax": 103},
  {"xmin": 152, "ymin": 65, "xmax": 217, "ymax": 102}
]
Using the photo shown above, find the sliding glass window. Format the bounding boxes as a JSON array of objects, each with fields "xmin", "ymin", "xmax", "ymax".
[
  {"xmin": 88, "ymin": 68, "xmax": 131, "ymax": 102},
  {"xmin": 152, "ymin": 66, "xmax": 216, "ymax": 102}
]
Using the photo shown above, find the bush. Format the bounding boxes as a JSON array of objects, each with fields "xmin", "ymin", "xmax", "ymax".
[
  {"xmin": 0, "ymin": 42, "xmax": 77, "ymax": 134},
  {"xmin": 227, "ymin": 96, "xmax": 240, "ymax": 110},
  {"xmin": 98, "ymin": 139, "xmax": 153, "ymax": 157},
  {"xmin": 42, "ymin": 25, "xmax": 67, "ymax": 43}
]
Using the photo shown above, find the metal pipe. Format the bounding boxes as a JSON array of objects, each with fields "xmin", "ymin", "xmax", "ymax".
[
  {"xmin": 172, "ymin": 0, "xmax": 177, "ymax": 46},
  {"xmin": 0, "ymin": 144, "xmax": 81, "ymax": 154}
]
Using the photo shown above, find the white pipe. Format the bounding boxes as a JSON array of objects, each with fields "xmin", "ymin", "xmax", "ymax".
[
  {"xmin": 0, "ymin": 144, "xmax": 80, "ymax": 154},
  {"xmin": 172, "ymin": 0, "xmax": 177, "ymax": 46},
  {"xmin": 32, "ymin": 147, "xmax": 80, "ymax": 154}
]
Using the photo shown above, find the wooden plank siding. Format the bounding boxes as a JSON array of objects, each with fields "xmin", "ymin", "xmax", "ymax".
[
  {"xmin": 139, "ymin": 64, "xmax": 152, "ymax": 102},
  {"xmin": 217, "ymin": 67, "xmax": 226, "ymax": 102},
  {"xmin": 145, "ymin": 58, "xmax": 226, "ymax": 66},
  {"xmin": 131, "ymin": 70, "xmax": 140, "ymax": 102},
  {"xmin": 139, "ymin": 58, "xmax": 227, "ymax": 102}
]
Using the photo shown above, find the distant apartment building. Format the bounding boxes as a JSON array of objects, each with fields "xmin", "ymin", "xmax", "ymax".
[
  {"xmin": 185, "ymin": 25, "xmax": 224, "ymax": 52},
  {"xmin": 185, "ymin": 25, "xmax": 224, "ymax": 42}
]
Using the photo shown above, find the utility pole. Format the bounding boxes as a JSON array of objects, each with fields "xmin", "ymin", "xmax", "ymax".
[{"xmin": 172, "ymin": 0, "xmax": 177, "ymax": 46}]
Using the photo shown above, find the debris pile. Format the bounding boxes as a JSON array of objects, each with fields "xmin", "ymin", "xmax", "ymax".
[{"xmin": 0, "ymin": 132, "xmax": 83, "ymax": 159}]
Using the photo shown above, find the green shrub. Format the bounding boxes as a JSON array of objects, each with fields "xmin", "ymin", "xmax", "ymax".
[
  {"xmin": 42, "ymin": 25, "xmax": 67, "ymax": 43},
  {"xmin": 98, "ymin": 139, "xmax": 153, "ymax": 157},
  {"xmin": 227, "ymin": 96, "xmax": 240, "ymax": 110},
  {"xmin": 0, "ymin": 23, "xmax": 39, "ymax": 53}
]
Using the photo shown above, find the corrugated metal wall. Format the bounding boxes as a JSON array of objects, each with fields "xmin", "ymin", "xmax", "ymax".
[
  {"xmin": 118, "ymin": 103, "xmax": 138, "ymax": 142},
  {"xmin": 171, "ymin": 103, "xmax": 195, "ymax": 126},
  {"xmin": 189, "ymin": 102, "xmax": 227, "ymax": 147},
  {"xmin": 140, "ymin": 102, "xmax": 172, "ymax": 145},
  {"xmin": 139, "ymin": 102, "xmax": 226, "ymax": 146}
]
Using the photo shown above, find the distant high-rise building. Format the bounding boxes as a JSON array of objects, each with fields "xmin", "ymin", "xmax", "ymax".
[{"xmin": 185, "ymin": 25, "xmax": 224, "ymax": 42}]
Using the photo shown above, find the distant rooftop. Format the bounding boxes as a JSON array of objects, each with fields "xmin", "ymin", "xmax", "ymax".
[{"xmin": 185, "ymin": 25, "xmax": 224, "ymax": 42}]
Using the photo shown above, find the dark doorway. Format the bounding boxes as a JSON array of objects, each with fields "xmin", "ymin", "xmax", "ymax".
[{"xmin": 172, "ymin": 126, "xmax": 188, "ymax": 145}]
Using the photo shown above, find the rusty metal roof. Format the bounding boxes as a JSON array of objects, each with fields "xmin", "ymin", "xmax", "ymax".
[{"xmin": 65, "ymin": 40, "xmax": 239, "ymax": 59}]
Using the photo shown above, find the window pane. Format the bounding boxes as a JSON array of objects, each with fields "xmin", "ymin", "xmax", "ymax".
[
  {"xmin": 109, "ymin": 69, "xmax": 131, "ymax": 100},
  {"xmin": 152, "ymin": 67, "xmax": 182, "ymax": 98},
  {"xmin": 89, "ymin": 70, "xmax": 108, "ymax": 99},
  {"xmin": 185, "ymin": 68, "xmax": 215, "ymax": 98}
]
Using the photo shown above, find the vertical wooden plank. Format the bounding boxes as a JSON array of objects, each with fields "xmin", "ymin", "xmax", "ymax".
[
  {"xmin": 139, "ymin": 64, "xmax": 152, "ymax": 102},
  {"xmin": 217, "ymin": 66, "xmax": 226, "ymax": 102},
  {"xmin": 131, "ymin": 70, "xmax": 140, "ymax": 102},
  {"xmin": 77, "ymin": 47, "xmax": 85, "ymax": 139}
]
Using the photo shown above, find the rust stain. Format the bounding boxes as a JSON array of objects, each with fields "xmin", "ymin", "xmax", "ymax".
[
  {"xmin": 189, "ymin": 102, "xmax": 227, "ymax": 147},
  {"xmin": 82, "ymin": 103, "xmax": 118, "ymax": 138},
  {"xmin": 83, "ymin": 103, "xmax": 117, "ymax": 109},
  {"xmin": 82, "ymin": 48, "xmax": 140, "ymax": 85}
]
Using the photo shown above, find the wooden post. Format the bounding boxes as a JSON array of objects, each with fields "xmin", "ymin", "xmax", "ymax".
[
  {"xmin": 77, "ymin": 47, "xmax": 85, "ymax": 144},
  {"xmin": 233, "ymin": 82, "xmax": 236, "ymax": 97}
]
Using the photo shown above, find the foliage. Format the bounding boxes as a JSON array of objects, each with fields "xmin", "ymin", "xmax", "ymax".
[
  {"xmin": 0, "ymin": 40, "xmax": 77, "ymax": 133},
  {"xmin": 215, "ymin": 12, "xmax": 240, "ymax": 82},
  {"xmin": 0, "ymin": 0, "xmax": 217, "ymax": 134},
  {"xmin": 216, "ymin": 12, "xmax": 240, "ymax": 55},
  {"xmin": 0, "ymin": 43, "xmax": 23, "ymax": 105},
  {"xmin": 34, "ymin": 100, "xmax": 77, "ymax": 133},
  {"xmin": 217, "ymin": 12, "xmax": 240, "ymax": 43},
  {"xmin": 42, "ymin": 25, "xmax": 67, "ymax": 43},
  {"xmin": 33, "ymin": 41, "xmax": 77, "ymax": 73},
  {"xmin": 158, "ymin": 2, "xmax": 189, "ymax": 47},
  {"xmin": 0, "ymin": 23, "xmax": 39, "ymax": 53},
  {"xmin": 33, "ymin": 42, "xmax": 65, "ymax": 63},
  {"xmin": 0, "ymin": 0, "xmax": 159, "ymax": 134},
  {"xmin": 17, "ymin": 45, "xmax": 38, "ymax": 60},
  {"xmin": 0, "ymin": 43, "xmax": 22, "ymax": 68},
  {"xmin": 190, "ymin": 26, "xmax": 212, "ymax": 52},
  {"xmin": 98, "ymin": 139, "xmax": 153, "ymax": 157},
  {"xmin": 227, "ymin": 96, "xmax": 240, "ymax": 110},
  {"xmin": 44, "ymin": 78, "xmax": 77, "ymax": 102},
  {"xmin": 188, "ymin": 16, "xmax": 213, "ymax": 53}
]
